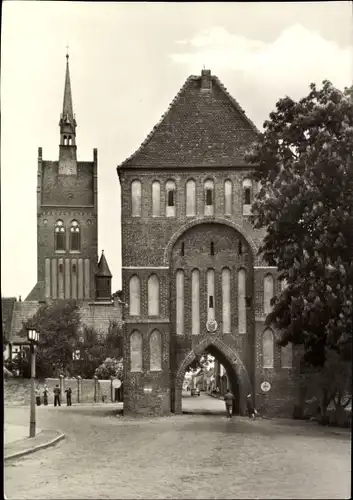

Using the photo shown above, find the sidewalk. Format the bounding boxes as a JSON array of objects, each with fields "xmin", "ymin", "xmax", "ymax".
[{"xmin": 4, "ymin": 424, "xmax": 65, "ymax": 461}]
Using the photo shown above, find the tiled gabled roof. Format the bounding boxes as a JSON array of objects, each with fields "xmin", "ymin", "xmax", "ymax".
[
  {"xmin": 118, "ymin": 71, "xmax": 260, "ymax": 169},
  {"xmin": 1, "ymin": 297, "xmax": 17, "ymax": 340},
  {"xmin": 10, "ymin": 301, "xmax": 41, "ymax": 344}
]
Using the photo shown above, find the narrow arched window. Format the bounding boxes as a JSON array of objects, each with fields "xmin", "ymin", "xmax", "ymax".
[
  {"xmin": 55, "ymin": 220, "xmax": 66, "ymax": 251},
  {"xmin": 152, "ymin": 181, "xmax": 161, "ymax": 217},
  {"xmin": 191, "ymin": 269, "xmax": 200, "ymax": 335},
  {"xmin": 186, "ymin": 179, "xmax": 196, "ymax": 216},
  {"xmin": 131, "ymin": 180, "xmax": 142, "ymax": 217},
  {"xmin": 263, "ymin": 329, "xmax": 274, "ymax": 368},
  {"xmin": 148, "ymin": 274, "xmax": 159, "ymax": 316},
  {"xmin": 204, "ymin": 179, "xmax": 214, "ymax": 216},
  {"xmin": 238, "ymin": 240, "xmax": 243, "ymax": 256},
  {"xmin": 166, "ymin": 180, "xmax": 176, "ymax": 217},
  {"xmin": 130, "ymin": 330, "xmax": 143, "ymax": 372},
  {"xmin": 224, "ymin": 180, "xmax": 232, "ymax": 215},
  {"xmin": 242, "ymin": 178, "xmax": 252, "ymax": 215},
  {"xmin": 63, "ymin": 135, "xmax": 67, "ymax": 146},
  {"xmin": 69, "ymin": 220, "xmax": 80, "ymax": 251},
  {"xmin": 176, "ymin": 270, "xmax": 184, "ymax": 334},
  {"xmin": 281, "ymin": 343, "xmax": 293, "ymax": 368},
  {"xmin": 149, "ymin": 329, "xmax": 162, "ymax": 371},
  {"xmin": 264, "ymin": 274, "xmax": 274, "ymax": 315},
  {"xmin": 68, "ymin": 136, "xmax": 72, "ymax": 145},
  {"xmin": 238, "ymin": 269, "xmax": 246, "ymax": 333},
  {"xmin": 207, "ymin": 269, "xmax": 215, "ymax": 322},
  {"xmin": 222, "ymin": 267, "xmax": 231, "ymax": 334},
  {"xmin": 129, "ymin": 275, "xmax": 140, "ymax": 316}
]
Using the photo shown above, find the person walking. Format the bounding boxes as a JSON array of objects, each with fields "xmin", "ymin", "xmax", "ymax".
[
  {"xmin": 43, "ymin": 384, "xmax": 49, "ymax": 406},
  {"xmin": 224, "ymin": 388, "xmax": 235, "ymax": 419},
  {"xmin": 65, "ymin": 387, "xmax": 72, "ymax": 406},
  {"xmin": 35, "ymin": 385, "xmax": 41, "ymax": 406},
  {"xmin": 53, "ymin": 384, "xmax": 61, "ymax": 407},
  {"xmin": 246, "ymin": 394, "xmax": 256, "ymax": 420}
]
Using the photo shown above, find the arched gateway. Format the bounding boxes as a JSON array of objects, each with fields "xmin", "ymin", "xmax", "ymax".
[{"xmin": 118, "ymin": 68, "xmax": 299, "ymax": 418}]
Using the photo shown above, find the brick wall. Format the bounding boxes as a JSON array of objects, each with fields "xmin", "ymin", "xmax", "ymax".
[{"xmin": 4, "ymin": 377, "xmax": 116, "ymax": 406}]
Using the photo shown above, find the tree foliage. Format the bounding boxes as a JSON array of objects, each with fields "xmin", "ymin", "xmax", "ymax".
[
  {"xmin": 94, "ymin": 357, "xmax": 123, "ymax": 380},
  {"xmin": 247, "ymin": 81, "xmax": 353, "ymax": 366},
  {"xmin": 186, "ymin": 352, "xmax": 215, "ymax": 373},
  {"xmin": 16, "ymin": 301, "xmax": 123, "ymax": 378}
]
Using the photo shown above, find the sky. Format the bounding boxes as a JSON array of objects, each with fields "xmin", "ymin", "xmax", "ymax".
[{"xmin": 1, "ymin": 1, "xmax": 352, "ymax": 299}]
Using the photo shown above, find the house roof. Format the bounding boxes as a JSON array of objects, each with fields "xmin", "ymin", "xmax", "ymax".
[
  {"xmin": 118, "ymin": 70, "xmax": 259, "ymax": 170},
  {"xmin": 96, "ymin": 250, "xmax": 112, "ymax": 277},
  {"xmin": 1, "ymin": 297, "xmax": 17, "ymax": 340},
  {"xmin": 10, "ymin": 301, "xmax": 41, "ymax": 344},
  {"xmin": 25, "ymin": 281, "xmax": 45, "ymax": 301}
]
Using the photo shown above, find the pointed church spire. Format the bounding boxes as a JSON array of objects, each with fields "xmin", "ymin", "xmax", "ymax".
[
  {"xmin": 59, "ymin": 51, "xmax": 77, "ymax": 175},
  {"xmin": 62, "ymin": 52, "xmax": 74, "ymax": 124}
]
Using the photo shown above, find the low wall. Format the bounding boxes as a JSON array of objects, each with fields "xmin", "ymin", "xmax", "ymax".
[{"xmin": 4, "ymin": 377, "xmax": 118, "ymax": 406}]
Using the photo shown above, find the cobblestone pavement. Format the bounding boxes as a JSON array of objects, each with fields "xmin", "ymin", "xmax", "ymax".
[
  {"xmin": 4, "ymin": 402, "xmax": 351, "ymax": 500},
  {"xmin": 182, "ymin": 391, "xmax": 225, "ymax": 414}
]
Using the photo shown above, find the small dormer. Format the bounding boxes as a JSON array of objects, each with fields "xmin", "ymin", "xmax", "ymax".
[{"xmin": 95, "ymin": 250, "xmax": 112, "ymax": 301}]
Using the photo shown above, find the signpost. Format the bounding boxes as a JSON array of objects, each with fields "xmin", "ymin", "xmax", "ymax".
[{"xmin": 260, "ymin": 381, "xmax": 271, "ymax": 392}]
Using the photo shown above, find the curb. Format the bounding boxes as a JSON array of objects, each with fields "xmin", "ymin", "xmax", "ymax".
[{"xmin": 4, "ymin": 431, "xmax": 66, "ymax": 462}]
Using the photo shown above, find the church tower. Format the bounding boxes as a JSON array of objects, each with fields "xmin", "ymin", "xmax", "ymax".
[{"xmin": 26, "ymin": 53, "xmax": 99, "ymax": 301}]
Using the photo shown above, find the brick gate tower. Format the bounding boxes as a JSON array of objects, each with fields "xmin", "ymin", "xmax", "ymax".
[{"xmin": 118, "ymin": 70, "xmax": 299, "ymax": 417}]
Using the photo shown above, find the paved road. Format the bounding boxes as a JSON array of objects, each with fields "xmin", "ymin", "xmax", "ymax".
[
  {"xmin": 4, "ymin": 399, "xmax": 351, "ymax": 499},
  {"xmin": 182, "ymin": 391, "xmax": 226, "ymax": 414}
]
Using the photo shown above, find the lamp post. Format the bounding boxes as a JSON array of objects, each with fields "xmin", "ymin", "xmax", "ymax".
[{"xmin": 27, "ymin": 327, "xmax": 40, "ymax": 438}]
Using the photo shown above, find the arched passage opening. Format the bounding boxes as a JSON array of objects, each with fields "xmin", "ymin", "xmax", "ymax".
[{"xmin": 173, "ymin": 337, "xmax": 251, "ymax": 417}]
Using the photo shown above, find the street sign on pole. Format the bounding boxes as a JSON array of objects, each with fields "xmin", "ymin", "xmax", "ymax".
[
  {"xmin": 261, "ymin": 381, "xmax": 271, "ymax": 392},
  {"xmin": 112, "ymin": 379, "xmax": 122, "ymax": 389}
]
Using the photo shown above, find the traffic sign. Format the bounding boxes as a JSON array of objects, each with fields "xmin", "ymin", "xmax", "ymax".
[{"xmin": 261, "ymin": 381, "xmax": 271, "ymax": 392}]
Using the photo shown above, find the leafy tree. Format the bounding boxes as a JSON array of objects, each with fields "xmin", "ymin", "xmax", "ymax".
[
  {"xmin": 18, "ymin": 300, "xmax": 81, "ymax": 377},
  {"xmin": 94, "ymin": 357, "xmax": 123, "ymax": 380},
  {"xmin": 186, "ymin": 352, "xmax": 215, "ymax": 374},
  {"xmin": 18, "ymin": 301, "xmax": 124, "ymax": 379},
  {"xmin": 247, "ymin": 81, "xmax": 353, "ymax": 366}
]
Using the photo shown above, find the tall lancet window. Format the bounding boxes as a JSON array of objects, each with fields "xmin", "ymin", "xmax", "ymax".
[
  {"xmin": 130, "ymin": 330, "xmax": 143, "ymax": 372},
  {"xmin": 224, "ymin": 180, "xmax": 233, "ymax": 216},
  {"xmin": 152, "ymin": 181, "xmax": 161, "ymax": 217},
  {"xmin": 129, "ymin": 275, "xmax": 141, "ymax": 316},
  {"xmin": 242, "ymin": 178, "xmax": 252, "ymax": 215},
  {"xmin": 264, "ymin": 274, "xmax": 275, "ymax": 315},
  {"xmin": 186, "ymin": 179, "xmax": 196, "ymax": 216},
  {"xmin": 69, "ymin": 220, "xmax": 80, "ymax": 251},
  {"xmin": 55, "ymin": 220, "xmax": 66, "ymax": 251},
  {"xmin": 148, "ymin": 274, "xmax": 160, "ymax": 316},
  {"xmin": 149, "ymin": 330, "xmax": 162, "ymax": 371},
  {"xmin": 207, "ymin": 269, "xmax": 215, "ymax": 322},
  {"xmin": 263, "ymin": 329, "xmax": 274, "ymax": 368},
  {"xmin": 131, "ymin": 180, "xmax": 142, "ymax": 217},
  {"xmin": 166, "ymin": 180, "xmax": 176, "ymax": 217},
  {"xmin": 238, "ymin": 269, "xmax": 246, "ymax": 333},
  {"xmin": 222, "ymin": 267, "xmax": 231, "ymax": 334},
  {"xmin": 191, "ymin": 269, "xmax": 200, "ymax": 335},
  {"xmin": 176, "ymin": 270, "xmax": 184, "ymax": 335},
  {"xmin": 204, "ymin": 179, "xmax": 214, "ymax": 216}
]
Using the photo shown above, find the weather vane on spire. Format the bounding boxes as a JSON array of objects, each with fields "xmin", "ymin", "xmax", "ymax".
[{"xmin": 66, "ymin": 45, "xmax": 69, "ymax": 59}]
